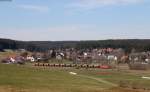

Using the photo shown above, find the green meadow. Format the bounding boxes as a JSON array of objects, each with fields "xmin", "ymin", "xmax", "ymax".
[{"xmin": 0, "ymin": 63, "xmax": 150, "ymax": 92}]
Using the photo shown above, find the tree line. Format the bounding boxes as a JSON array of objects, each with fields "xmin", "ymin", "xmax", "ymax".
[{"xmin": 1, "ymin": 38, "xmax": 150, "ymax": 53}]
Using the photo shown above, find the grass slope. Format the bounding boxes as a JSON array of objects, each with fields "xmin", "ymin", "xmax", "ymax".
[
  {"xmin": 0, "ymin": 63, "xmax": 150, "ymax": 92},
  {"xmin": 0, "ymin": 64, "xmax": 109, "ymax": 92}
]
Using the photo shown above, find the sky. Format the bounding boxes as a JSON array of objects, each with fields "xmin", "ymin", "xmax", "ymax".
[{"xmin": 0, "ymin": 0, "xmax": 150, "ymax": 41}]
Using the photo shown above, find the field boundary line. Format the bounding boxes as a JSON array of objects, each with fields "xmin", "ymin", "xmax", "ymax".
[{"xmin": 77, "ymin": 74, "xmax": 118, "ymax": 87}]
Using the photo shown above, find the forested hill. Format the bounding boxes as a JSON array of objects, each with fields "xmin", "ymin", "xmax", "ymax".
[{"xmin": 1, "ymin": 38, "xmax": 150, "ymax": 52}]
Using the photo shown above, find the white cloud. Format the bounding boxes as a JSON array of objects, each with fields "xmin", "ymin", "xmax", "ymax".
[
  {"xmin": 18, "ymin": 5, "xmax": 49, "ymax": 12},
  {"xmin": 70, "ymin": 0, "xmax": 144, "ymax": 10}
]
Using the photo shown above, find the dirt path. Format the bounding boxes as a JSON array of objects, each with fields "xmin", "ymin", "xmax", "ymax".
[{"xmin": 77, "ymin": 74, "xmax": 118, "ymax": 87}]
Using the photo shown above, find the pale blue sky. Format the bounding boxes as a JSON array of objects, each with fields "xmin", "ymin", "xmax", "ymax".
[{"xmin": 0, "ymin": 0, "xmax": 150, "ymax": 41}]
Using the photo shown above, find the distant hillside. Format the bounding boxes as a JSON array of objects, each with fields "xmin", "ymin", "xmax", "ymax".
[
  {"xmin": 1, "ymin": 38, "xmax": 150, "ymax": 52},
  {"xmin": 0, "ymin": 38, "xmax": 78, "ymax": 51}
]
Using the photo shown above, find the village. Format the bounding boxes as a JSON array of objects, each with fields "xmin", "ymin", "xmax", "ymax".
[{"xmin": 1, "ymin": 48, "xmax": 150, "ymax": 70}]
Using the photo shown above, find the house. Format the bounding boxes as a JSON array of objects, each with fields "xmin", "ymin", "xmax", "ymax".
[
  {"xmin": 15, "ymin": 56, "xmax": 25, "ymax": 64},
  {"xmin": 1, "ymin": 56, "xmax": 25, "ymax": 64},
  {"xmin": 27, "ymin": 56, "xmax": 35, "ymax": 62}
]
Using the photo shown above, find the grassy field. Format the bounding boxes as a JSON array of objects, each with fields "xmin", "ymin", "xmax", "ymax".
[{"xmin": 0, "ymin": 63, "xmax": 150, "ymax": 92}]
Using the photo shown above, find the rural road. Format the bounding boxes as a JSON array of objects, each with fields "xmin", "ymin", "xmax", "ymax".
[{"xmin": 77, "ymin": 74, "xmax": 118, "ymax": 87}]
